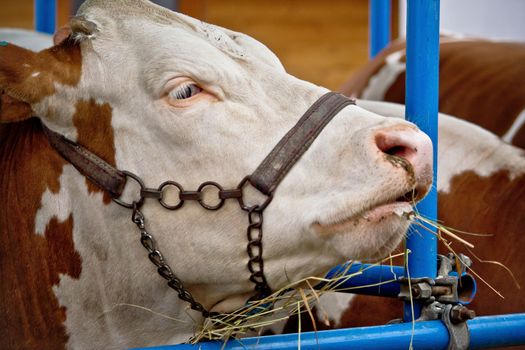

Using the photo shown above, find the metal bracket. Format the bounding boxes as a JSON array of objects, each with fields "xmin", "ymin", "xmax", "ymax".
[
  {"xmin": 442, "ymin": 304, "xmax": 472, "ymax": 350},
  {"xmin": 394, "ymin": 254, "xmax": 475, "ymax": 349},
  {"xmin": 398, "ymin": 254, "xmax": 472, "ymax": 304}
]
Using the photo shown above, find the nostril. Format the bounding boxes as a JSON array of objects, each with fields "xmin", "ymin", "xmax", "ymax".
[
  {"xmin": 375, "ymin": 133, "xmax": 418, "ymax": 164},
  {"xmin": 384, "ymin": 145, "xmax": 414, "ymax": 159}
]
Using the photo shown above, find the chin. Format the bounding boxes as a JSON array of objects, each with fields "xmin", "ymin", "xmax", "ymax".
[{"xmin": 313, "ymin": 202, "xmax": 413, "ymax": 261}]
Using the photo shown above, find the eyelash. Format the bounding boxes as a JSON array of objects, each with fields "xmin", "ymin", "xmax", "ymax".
[{"xmin": 169, "ymin": 83, "xmax": 202, "ymax": 100}]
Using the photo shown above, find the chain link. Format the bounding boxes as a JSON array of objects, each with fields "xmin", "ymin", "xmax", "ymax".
[
  {"xmin": 246, "ymin": 207, "xmax": 271, "ymax": 298},
  {"xmin": 132, "ymin": 203, "xmax": 217, "ymax": 318}
]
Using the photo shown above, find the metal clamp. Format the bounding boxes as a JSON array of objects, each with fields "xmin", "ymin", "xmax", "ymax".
[
  {"xmin": 396, "ymin": 254, "xmax": 476, "ymax": 349},
  {"xmin": 442, "ymin": 304, "xmax": 473, "ymax": 350},
  {"xmin": 398, "ymin": 254, "xmax": 474, "ymax": 304}
]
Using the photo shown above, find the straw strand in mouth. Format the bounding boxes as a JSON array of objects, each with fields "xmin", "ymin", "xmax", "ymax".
[{"xmin": 410, "ymin": 212, "xmax": 520, "ymax": 299}]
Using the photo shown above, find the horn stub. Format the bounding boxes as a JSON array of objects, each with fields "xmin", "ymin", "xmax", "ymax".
[{"xmin": 70, "ymin": 16, "xmax": 98, "ymax": 37}]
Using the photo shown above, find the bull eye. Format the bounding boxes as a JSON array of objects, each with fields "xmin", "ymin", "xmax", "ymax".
[{"xmin": 169, "ymin": 83, "xmax": 202, "ymax": 100}]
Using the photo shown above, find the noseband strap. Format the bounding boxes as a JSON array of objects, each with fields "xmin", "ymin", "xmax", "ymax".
[
  {"xmin": 41, "ymin": 92, "xmax": 355, "ymax": 318},
  {"xmin": 250, "ymin": 92, "xmax": 355, "ymax": 195}
]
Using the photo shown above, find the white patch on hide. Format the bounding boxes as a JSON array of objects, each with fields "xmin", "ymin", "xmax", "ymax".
[
  {"xmin": 34, "ymin": 173, "xmax": 74, "ymax": 235},
  {"xmin": 502, "ymin": 109, "xmax": 525, "ymax": 144},
  {"xmin": 438, "ymin": 115, "xmax": 525, "ymax": 193},
  {"xmin": 361, "ymin": 50, "xmax": 406, "ymax": 101},
  {"xmin": 31, "ymin": 71, "xmax": 41, "ymax": 77},
  {"xmin": 316, "ymin": 292, "xmax": 355, "ymax": 327},
  {"xmin": 33, "ymin": 82, "xmax": 80, "ymax": 141}
]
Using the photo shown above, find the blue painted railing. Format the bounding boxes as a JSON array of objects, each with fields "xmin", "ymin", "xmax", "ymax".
[
  {"xmin": 369, "ymin": 0, "xmax": 391, "ymax": 58},
  {"xmin": 403, "ymin": 0, "xmax": 440, "ymax": 321},
  {"xmin": 34, "ymin": 0, "xmax": 57, "ymax": 35},
  {"xmin": 324, "ymin": 263, "xmax": 477, "ymax": 305},
  {"xmin": 136, "ymin": 314, "xmax": 525, "ymax": 350}
]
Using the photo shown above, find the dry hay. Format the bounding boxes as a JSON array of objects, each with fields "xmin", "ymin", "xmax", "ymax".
[{"xmin": 190, "ymin": 211, "xmax": 520, "ymax": 344}]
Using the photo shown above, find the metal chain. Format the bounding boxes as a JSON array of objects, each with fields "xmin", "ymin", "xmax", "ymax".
[
  {"xmin": 131, "ymin": 203, "xmax": 217, "ymax": 318},
  {"xmin": 246, "ymin": 206, "xmax": 271, "ymax": 300},
  {"xmin": 116, "ymin": 172, "xmax": 273, "ymax": 317}
]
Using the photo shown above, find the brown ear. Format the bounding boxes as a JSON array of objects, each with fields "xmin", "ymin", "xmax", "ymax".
[
  {"xmin": 0, "ymin": 90, "xmax": 33, "ymax": 122},
  {"xmin": 53, "ymin": 26, "xmax": 72, "ymax": 45},
  {"xmin": 0, "ymin": 39, "xmax": 81, "ymax": 121}
]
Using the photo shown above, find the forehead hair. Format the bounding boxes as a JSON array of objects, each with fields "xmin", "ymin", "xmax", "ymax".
[{"xmin": 77, "ymin": 0, "xmax": 247, "ymax": 60}]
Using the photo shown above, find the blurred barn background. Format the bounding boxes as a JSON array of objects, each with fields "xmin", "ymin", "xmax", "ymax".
[
  {"xmin": 2, "ymin": 0, "xmax": 524, "ymax": 90},
  {"xmin": 0, "ymin": 0, "xmax": 394, "ymax": 90}
]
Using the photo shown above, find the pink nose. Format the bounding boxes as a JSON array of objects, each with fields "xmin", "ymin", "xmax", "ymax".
[{"xmin": 375, "ymin": 127, "xmax": 433, "ymax": 191}]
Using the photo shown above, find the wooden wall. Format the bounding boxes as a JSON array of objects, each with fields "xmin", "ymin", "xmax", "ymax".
[
  {"xmin": 181, "ymin": 0, "xmax": 399, "ymax": 90},
  {"xmin": 0, "ymin": 0, "xmax": 72, "ymax": 29},
  {"xmin": 0, "ymin": 0, "xmax": 397, "ymax": 90}
]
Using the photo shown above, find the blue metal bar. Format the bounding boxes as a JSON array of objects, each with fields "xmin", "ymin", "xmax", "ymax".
[
  {"xmin": 324, "ymin": 263, "xmax": 476, "ymax": 304},
  {"xmin": 34, "ymin": 0, "xmax": 57, "ymax": 35},
  {"xmin": 324, "ymin": 263, "xmax": 403, "ymax": 297},
  {"xmin": 135, "ymin": 313, "xmax": 525, "ymax": 350},
  {"xmin": 469, "ymin": 313, "xmax": 525, "ymax": 349},
  {"xmin": 404, "ymin": 0, "xmax": 440, "ymax": 320},
  {"xmin": 369, "ymin": 0, "xmax": 391, "ymax": 58}
]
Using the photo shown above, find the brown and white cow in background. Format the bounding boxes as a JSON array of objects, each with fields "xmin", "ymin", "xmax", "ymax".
[
  {"xmin": 342, "ymin": 37, "xmax": 525, "ymax": 148},
  {"xmin": 304, "ymin": 38, "xmax": 525, "ymax": 331},
  {"xmin": 0, "ymin": 1, "xmax": 433, "ymax": 349}
]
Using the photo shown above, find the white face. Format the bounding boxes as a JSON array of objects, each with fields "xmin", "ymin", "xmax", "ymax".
[{"xmin": 19, "ymin": 0, "xmax": 432, "ymax": 322}]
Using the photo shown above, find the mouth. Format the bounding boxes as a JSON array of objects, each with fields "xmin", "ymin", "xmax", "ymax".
[{"xmin": 312, "ymin": 188, "xmax": 422, "ymax": 236}]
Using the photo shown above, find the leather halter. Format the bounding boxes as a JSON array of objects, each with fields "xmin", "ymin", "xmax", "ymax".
[{"xmin": 42, "ymin": 92, "xmax": 355, "ymax": 317}]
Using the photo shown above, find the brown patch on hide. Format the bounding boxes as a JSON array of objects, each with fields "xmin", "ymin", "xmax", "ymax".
[
  {"xmin": 438, "ymin": 42, "xmax": 525, "ymax": 141},
  {"xmin": 281, "ymin": 306, "xmax": 336, "ymax": 334},
  {"xmin": 0, "ymin": 37, "xmax": 81, "ymax": 120},
  {"xmin": 439, "ymin": 170, "xmax": 525, "ymax": 316},
  {"xmin": 73, "ymin": 99, "xmax": 116, "ymax": 203},
  {"xmin": 0, "ymin": 119, "xmax": 82, "ymax": 349},
  {"xmin": 382, "ymin": 70, "xmax": 405, "ymax": 104},
  {"xmin": 338, "ymin": 295, "xmax": 401, "ymax": 327}
]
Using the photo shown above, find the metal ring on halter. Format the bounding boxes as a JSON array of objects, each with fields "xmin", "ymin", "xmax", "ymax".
[
  {"xmin": 197, "ymin": 181, "xmax": 225, "ymax": 210},
  {"xmin": 236, "ymin": 176, "xmax": 273, "ymax": 212},
  {"xmin": 112, "ymin": 171, "xmax": 146, "ymax": 209},
  {"xmin": 158, "ymin": 181, "xmax": 185, "ymax": 210}
]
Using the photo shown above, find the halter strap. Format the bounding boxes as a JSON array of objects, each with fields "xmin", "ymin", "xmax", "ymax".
[
  {"xmin": 42, "ymin": 125, "xmax": 127, "ymax": 198},
  {"xmin": 249, "ymin": 92, "xmax": 355, "ymax": 195}
]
